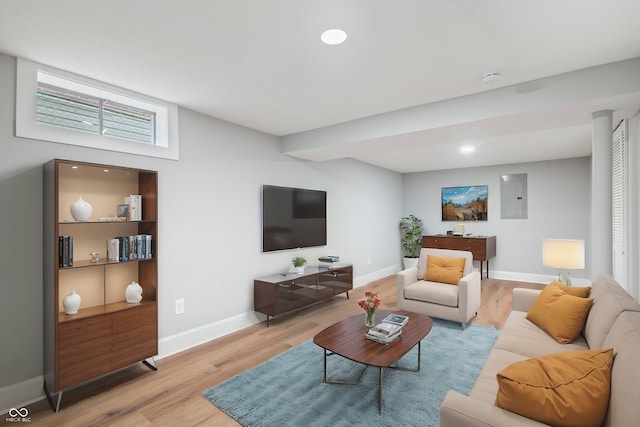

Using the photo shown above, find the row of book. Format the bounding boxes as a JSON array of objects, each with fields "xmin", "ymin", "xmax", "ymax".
[
  {"xmin": 59, "ymin": 236, "xmax": 74, "ymax": 268},
  {"xmin": 365, "ymin": 313, "xmax": 409, "ymax": 344},
  {"xmin": 59, "ymin": 234, "xmax": 153, "ymax": 267},
  {"xmin": 108, "ymin": 235, "xmax": 153, "ymax": 262}
]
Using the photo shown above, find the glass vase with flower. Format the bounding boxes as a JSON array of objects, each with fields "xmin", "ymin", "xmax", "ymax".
[{"xmin": 358, "ymin": 291, "xmax": 381, "ymax": 327}]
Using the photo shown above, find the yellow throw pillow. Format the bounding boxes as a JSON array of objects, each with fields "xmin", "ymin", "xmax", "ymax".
[
  {"xmin": 549, "ymin": 280, "xmax": 591, "ymax": 298},
  {"xmin": 495, "ymin": 348, "xmax": 613, "ymax": 427},
  {"xmin": 424, "ymin": 255, "xmax": 466, "ymax": 285},
  {"xmin": 526, "ymin": 283, "xmax": 593, "ymax": 344}
]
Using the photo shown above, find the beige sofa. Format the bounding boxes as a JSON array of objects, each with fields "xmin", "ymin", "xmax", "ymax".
[
  {"xmin": 440, "ymin": 274, "xmax": 640, "ymax": 427},
  {"xmin": 397, "ymin": 248, "xmax": 481, "ymax": 328}
]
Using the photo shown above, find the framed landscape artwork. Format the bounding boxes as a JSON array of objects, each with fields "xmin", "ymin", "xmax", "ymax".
[{"xmin": 441, "ymin": 185, "xmax": 488, "ymax": 221}]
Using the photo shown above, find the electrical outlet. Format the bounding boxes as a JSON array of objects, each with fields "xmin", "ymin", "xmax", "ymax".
[
  {"xmin": 175, "ymin": 298, "xmax": 185, "ymax": 315},
  {"xmin": 368, "ymin": 256, "xmax": 371, "ymax": 265}
]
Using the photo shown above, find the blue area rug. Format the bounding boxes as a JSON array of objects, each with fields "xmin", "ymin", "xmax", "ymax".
[{"xmin": 203, "ymin": 319, "xmax": 499, "ymax": 427}]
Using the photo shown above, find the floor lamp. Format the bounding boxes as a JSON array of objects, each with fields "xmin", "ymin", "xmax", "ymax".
[{"xmin": 542, "ymin": 239, "xmax": 585, "ymax": 286}]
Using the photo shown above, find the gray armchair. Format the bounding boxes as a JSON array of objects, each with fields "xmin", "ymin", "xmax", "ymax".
[{"xmin": 397, "ymin": 248, "xmax": 481, "ymax": 328}]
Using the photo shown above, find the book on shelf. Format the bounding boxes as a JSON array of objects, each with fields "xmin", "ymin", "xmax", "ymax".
[
  {"xmin": 58, "ymin": 235, "xmax": 73, "ymax": 268},
  {"xmin": 318, "ymin": 255, "xmax": 339, "ymax": 262},
  {"xmin": 382, "ymin": 313, "xmax": 409, "ymax": 327},
  {"xmin": 108, "ymin": 238, "xmax": 119, "ymax": 262},
  {"xmin": 124, "ymin": 194, "xmax": 142, "ymax": 221},
  {"xmin": 368, "ymin": 321, "xmax": 402, "ymax": 338},
  {"xmin": 366, "ymin": 329, "xmax": 402, "ymax": 344}
]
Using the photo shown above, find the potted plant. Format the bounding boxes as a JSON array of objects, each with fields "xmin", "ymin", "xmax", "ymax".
[
  {"xmin": 292, "ymin": 256, "xmax": 307, "ymax": 274},
  {"xmin": 400, "ymin": 214, "xmax": 423, "ymax": 268}
]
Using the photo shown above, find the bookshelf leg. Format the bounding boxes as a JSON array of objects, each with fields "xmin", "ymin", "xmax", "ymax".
[
  {"xmin": 55, "ymin": 391, "xmax": 63, "ymax": 412},
  {"xmin": 143, "ymin": 357, "xmax": 157, "ymax": 371},
  {"xmin": 43, "ymin": 382, "xmax": 63, "ymax": 412}
]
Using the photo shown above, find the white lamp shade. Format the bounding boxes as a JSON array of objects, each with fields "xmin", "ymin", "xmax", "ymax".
[{"xmin": 542, "ymin": 239, "xmax": 585, "ymax": 269}]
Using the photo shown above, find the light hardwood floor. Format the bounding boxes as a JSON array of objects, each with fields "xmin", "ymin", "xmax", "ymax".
[{"xmin": 24, "ymin": 276, "xmax": 544, "ymax": 426}]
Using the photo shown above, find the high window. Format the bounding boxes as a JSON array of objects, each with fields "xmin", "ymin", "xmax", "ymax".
[{"xmin": 16, "ymin": 58, "xmax": 179, "ymax": 160}]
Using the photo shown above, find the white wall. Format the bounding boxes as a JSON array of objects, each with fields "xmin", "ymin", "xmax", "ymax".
[
  {"xmin": 0, "ymin": 52, "xmax": 404, "ymax": 406},
  {"xmin": 402, "ymin": 157, "xmax": 591, "ymax": 281}
]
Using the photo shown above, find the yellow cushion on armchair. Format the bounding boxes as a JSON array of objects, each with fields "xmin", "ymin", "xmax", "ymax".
[{"xmin": 424, "ymin": 255, "xmax": 466, "ymax": 285}]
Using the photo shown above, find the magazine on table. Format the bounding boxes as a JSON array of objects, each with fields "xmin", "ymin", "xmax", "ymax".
[
  {"xmin": 382, "ymin": 313, "xmax": 409, "ymax": 327},
  {"xmin": 368, "ymin": 321, "xmax": 402, "ymax": 338},
  {"xmin": 366, "ymin": 329, "xmax": 402, "ymax": 344}
]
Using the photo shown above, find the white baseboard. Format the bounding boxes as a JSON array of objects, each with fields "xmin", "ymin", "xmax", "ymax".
[
  {"xmin": 158, "ymin": 311, "xmax": 261, "ymax": 359},
  {"xmin": 353, "ymin": 264, "xmax": 402, "ymax": 288},
  {"xmin": 490, "ymin": 270, "xmax": 592, "ymax": 287},
  {"xmin": 0, "ymin": 376, "xmax": 45, "ymax": 415}
]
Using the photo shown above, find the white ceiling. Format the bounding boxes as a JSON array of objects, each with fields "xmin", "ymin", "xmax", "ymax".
[{"xmin": 1, "ymin": 1, "xmax": 640, "ymax": 172}]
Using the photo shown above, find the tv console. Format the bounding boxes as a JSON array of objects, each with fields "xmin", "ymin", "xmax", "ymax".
[{"xmin": 254, "ymin": 264, "xmax": 353, "ymax": 326}]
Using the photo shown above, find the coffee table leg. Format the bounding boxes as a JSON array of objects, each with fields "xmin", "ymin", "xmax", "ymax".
[
  {"xmin": 379, "ymin": 367, "xmax": 383, "ymax": 414},
  {"xmin": 323, "ymin": 349, "xmax": 327, "ymax": 383},
  {"xmin": 322, "ymin": 349, "xmax": 369, "ymax": 385}
]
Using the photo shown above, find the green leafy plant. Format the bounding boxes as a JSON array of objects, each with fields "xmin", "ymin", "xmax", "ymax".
[
  {"xmin": 399, "ymin": 214, "xmax": 424, "ymax": 258},
  {"xmin": 292, "ymin": 256, "xmax": 307, "ymax": 267}
]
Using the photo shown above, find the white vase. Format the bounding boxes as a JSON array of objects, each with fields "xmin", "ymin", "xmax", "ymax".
[
  {"xmin": 70, "ymin": 196, "xmax": 92, "ymax": 221},
  {"xmin": 125, "ymin": 281, "xmax": 143, "ymax": 303},
  {"xmin": 63, "ymin": 290, "xmax": 81, "ymax": 314},
  {"xmin": 403, "ymin": 257, "xmax": 419, "ymax": 269}
]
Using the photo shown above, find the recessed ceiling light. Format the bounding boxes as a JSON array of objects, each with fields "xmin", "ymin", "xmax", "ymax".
[
  {"xmin": 321, "ymin": 29, "xmax": 347, "ymax": 45},
  {"xmin": 482, "ymin": 71, "xmax": 501, "ymax": 83},
  {"xmin": 460, "ymin": 145, "xmax": 475, "ymax": 154}
]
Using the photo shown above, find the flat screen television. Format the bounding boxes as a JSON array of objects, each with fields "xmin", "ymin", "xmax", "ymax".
[{"xmin": 262, "ymin": 185, "xmax": 327, "ymax": 252}]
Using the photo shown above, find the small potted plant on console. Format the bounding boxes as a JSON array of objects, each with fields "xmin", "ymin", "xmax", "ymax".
[{"xmin": 292, "ymin": 256, "xmax": 307, "ymax": 274}]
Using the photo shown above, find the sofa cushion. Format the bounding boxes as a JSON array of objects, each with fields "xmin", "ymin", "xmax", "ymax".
[
  {"xmin": 494, "ymin": 311, "xmax": 589, "ymax": 359},
  {"xmin": 526, "ymin": 283, "xmax": 593, "ymax": 344},
  {"xmin": 495, "ymin": 348, "xmax": 613, "ymax": 427},
  {"xmin": 583, "ymin": 275, "xmax": 640, "ymax": 349},
  {"xmin": 425, "ymin": 255, "xmax": 465, "ymax": 285},
  {"xmin": 549, "ymin": 280, "xmax": 591, "ymax": 297},
  {"xmin": 404, "ymin": 281, "xmax": 458, "ymax": 307}
]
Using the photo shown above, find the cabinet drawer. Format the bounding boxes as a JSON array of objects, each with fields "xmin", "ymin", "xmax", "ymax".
[
  {"xmin": 112, "ymin": 304, "xmax": 157, "ymax": 367},
  {"xmin": 59, "ymin": 315, "xmax": 112, "ymax": 347},
  {"xmin": 274, "ymin": 277, "xmax": 316, "ymax": 314},
  {"xmin": 112, "ymin": 304, "xmax": 157, "ymax": 334},
  {"xmin": 57, "ymin": 316, "xmax": 112, "ymax": 389},
  {"xmin": 466, "ymin": 240, "xmax": 487, "ymax": 259},
  {"xmin": 318, "ymin": 267, "xmax": 353, "ymax": 295}
]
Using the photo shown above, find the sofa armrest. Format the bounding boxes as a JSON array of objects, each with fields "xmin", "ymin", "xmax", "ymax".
[
  {"xmin": 397, "ymin": 266, "xmax": 419, "ymax": 288},
  {"xmin": 440, "ymin": 391, "xmax": 550, "ymax": 427},
  {"xmin": 512, "ymin": 288, "xmax": 542, "ymax": 312},
  {"xmin": 458, "ymin": 270, "xmax": 481, "ymax": 322},
  {"xmin": 397, "ymin": 266, "xmax": 419, "ymax": 303}
]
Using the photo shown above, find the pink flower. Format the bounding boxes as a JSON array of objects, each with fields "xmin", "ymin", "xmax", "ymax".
[{"xmin": 358, "ymin": 292, "xmax": 381, "ymax": 312}]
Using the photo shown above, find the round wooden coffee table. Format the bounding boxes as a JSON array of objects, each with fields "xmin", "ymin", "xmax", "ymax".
[{"xmin": 313, "ymin": 310, "xmax": 433, "ymax": 413}]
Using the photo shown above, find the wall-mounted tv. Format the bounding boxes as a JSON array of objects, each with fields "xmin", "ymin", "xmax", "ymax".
[{"xmin": 262, "ymin": 185, "xmax": 327, "ymax": 252}]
